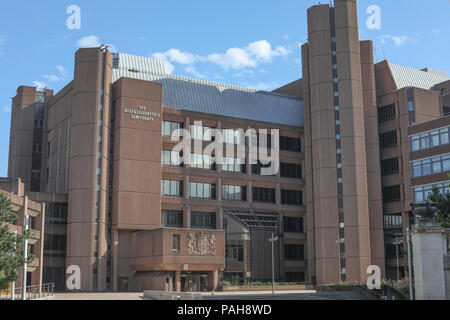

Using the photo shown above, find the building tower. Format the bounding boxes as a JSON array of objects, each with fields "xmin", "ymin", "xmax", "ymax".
[{"xmin": 302, "ymin": 0, "xmax": 384, "ymax": 284}]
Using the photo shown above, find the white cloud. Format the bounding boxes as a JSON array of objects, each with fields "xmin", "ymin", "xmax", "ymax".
[
  {"xmin": 76, "ymin": 35, "xmax": 116, "ymax": 52},
  {"xmin": 152, "ymin": 52, "xmax": 175, "ymax": 74},
  {"xmin": 185, "ymin": 66, "xmax": 206, "ymax": 79},
  {"xmin": 208, "ymin": 40, "xmax": 291, "ymax": 70},
  {"xmin": 42, "ymin": 65, "xmax": 68, "ymax": 83},
  {"xmin": 163, "ymin": 49, "xmax": 203, "ymax": 65},
  {"xmin": 2, "ymin": 105, "xmax": 10, "ymax": 113},
  {"xmin": 151, "ymin": 40, "xmax": 291, "ymax": 75},
  {"xmin": 76, "ymin": 35, "xmax": 101, "ymax": 48},
  {"xmin": 432, "ymin": 29, "xmax": 440, "ymax": 36},
  {"xmin": 33, "ymin": 81, "xmax": 47, "ymax": 90},
  {"xmin": 283, "ymin": 34, "xmax": 289, "ymax": 40},
  {"xmin": 378, "ymin": 35, "xmax": 418, "ymax": 47},
  {"xmin": 247, "ymin": 82, "xmax": 281, "ymax": 91},
  {"xmin": 56, "ymin": 65, "xmax": 67, "ymax": 75}
]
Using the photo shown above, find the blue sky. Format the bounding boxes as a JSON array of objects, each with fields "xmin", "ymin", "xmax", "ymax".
[{"xmin": 0, "ymin": 0, "xmax": 448, "ymax": 177}]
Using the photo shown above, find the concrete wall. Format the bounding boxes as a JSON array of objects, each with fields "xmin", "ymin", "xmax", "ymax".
[{"xmin": 444, "ymin": 254, "xmax": 450, "ymax": 300}]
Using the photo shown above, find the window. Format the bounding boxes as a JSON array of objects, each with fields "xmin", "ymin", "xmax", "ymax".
[
  {"xmin": 226, "ymin": 244, "xmax": 244, "ymax": 262},
  {"xmin": 162, "ymin": 150, "xmax": 183, "ymax": 167},
  {"xmin": 413, "ymin": 181, "xmax": 450, "ymax": 203},
  {"xmin": 222, "ymin": 185, "xmax": 246, "ymax": 201},
  {"xmin": 162, "ymin": 121, "xmax": 183, "ymax": 137},
  {"xmin": 410, "ymin": 127, "xmax": 450, "ymax": 152},
  {"xmin": 280, "ymin": 163, "xmax": 302, "ymax": 179},
  {"xmin": 381, "ymin": 158, "xmax": 400, "ymax": 176},
  {"xmin": 285, "ymin": 244, "xmax": 304, "ymax": 261},
  {"xmin": 444, "ymin": 106, "xmax": 450, "ymax": 116},
  {"xmin": 172, "ymin": 235, "xmax": 180, "ymax": 251},
  {"xmin": 382, "ymin": 185, "xmax": 401, "ymax": 203},
  {"xmin": 383, "ymin": 214, "xmax": 402, "ymax": 230},
  {"xmin": 44, "ymin": 234, "xmax": 67, "ymax": 251},
  {"xmin": 190, "ymin": 124, "xmax": 214, "ymax": 141},
  {"xmin": 45, "ymin": 203, "xmax": 68, "ymax": 224},
  {"xmin": 191, "ymin": 212, "xmax": 216, "ymax": 229},
  {"xmin": 222, "ymin": 157, "xmax": 245, "ymax": 173},
  {"xmin": 379, "ymin": 130, "xmax": 397, "ymax": 149},
  {"xmin": 33, "ymin": 144, "xmax": 42, "ymax": 153},
  {"xmin": 280, "ymin": 136, "xmax": 301, "ymax": 152},
  {"xmin": 222, "ymin": 128, "xmax": 244, "ymax": 145},
  {"xmin": 284, "ymin": 217, "xmax": 304, "ymax": 233},
  {"xmin": 281, "ymin": 190, "xmax": 303, "ymax": 205},
  {"xmin": 161, "ymin": 210, "xmax": 183, "ymax": 228},
  {"xmin": 161, "ymin": 180, "xmax": 183, "ymax": 197},
  {"xmin": 252, "ymin": 187, "xmax": 276, "ymax": 203},
  {"xmin": 412, "ymin": 154, "xmax": 450, "ymax": 178},
  {"xmin": 285, "ymin": 272, "xmax": 305, "ymax": 282},
  {"xmin": 190, "ymin": 153, "xmax": 215, "ymax": 170},
  {"xmin": 252, "ymin": 161, "xmax": 273, "ymax": 175},
  {"xmin": 378, "ymin": 104, "xmax": 396, "ymax": 122},
  {"xmin": 189, "ymin": 182, "xmax": 216, "ymax": 199}
]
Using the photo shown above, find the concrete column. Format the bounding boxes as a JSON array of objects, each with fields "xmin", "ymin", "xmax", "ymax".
[
  {"xmin": 218, "ymin": 208, "xmax": 224, "ymax": 230},
  {"xmin": 275, "ymin": 183, "xmax": 281, "ymax": 205},
  {"xmin": 185, "ymin": 205, "xmax": 191, "ymax": 229},
  {"xmin": 247, "ymin": 181, "xmax": 252, "ymax": 203},
  {"xmin": 411, "ymin": 222, "xmax": 447, "ymax": 300},
  {"xmin": 175, "ymin": 271, "xmax": 181, "ymax": 292},
  {"xmin": 208, "ymin": 270, "xmax": 219, "ymax": 291},
  {"xmin": 38, "ymin": 202, "xmax": 45, "ymax": 294},
  {"xmin": 217, "ymin": 178, "xmax": 222, "ymax": 201}
]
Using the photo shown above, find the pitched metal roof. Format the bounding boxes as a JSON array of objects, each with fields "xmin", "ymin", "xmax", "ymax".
[
  {"xmin": 112, "ymin": 53, "xmax": 304, "ymax": 127},
  {"xmin": 388, "ymin": 62, "xmax": 450, "ymax": 90}
]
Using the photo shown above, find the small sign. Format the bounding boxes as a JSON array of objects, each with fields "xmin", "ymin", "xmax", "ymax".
[{"xmin": 123, "ymin": 105, "xmax": 161, "ymax": 122}]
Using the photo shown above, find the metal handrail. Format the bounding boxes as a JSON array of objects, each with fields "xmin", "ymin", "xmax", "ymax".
[{"xmin": 0, "ymin": 283, "xmax": 54, "ymax": 300}]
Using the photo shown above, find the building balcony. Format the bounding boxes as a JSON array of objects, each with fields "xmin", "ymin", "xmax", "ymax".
[{"xmin": 130, "ymin": 228, "xmax": 225, "ymax": 272}]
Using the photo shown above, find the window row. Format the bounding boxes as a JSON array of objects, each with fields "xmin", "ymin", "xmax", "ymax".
[
  {"xmin": 378, "ymin": 104, "xmax": 396, "ymax": 123},
  {"xmin": 381, "ymin": 157, "xmax": 400, "ymax": 176},
  {"xmin": 161, "ymin": 210, "xmax": 217, "ymax": 229},
  {"xmin": 382, "ymin": 185, "xmax": 401, "ymax": 203},
  {"xmin": 410, "ymin": 127, "xmax": 450, "ymax": 152},
  {"xmin": 413, "ymin": 181, "xmax": 450, "ymax": 203},
  {"xmin": 283, "ymin": 217, "xmax": 304, "ymax": 233},
  {"xmin": 383, "ymin": 214, "xmax": 402, "ymax": 230},
  {"xmin": 380, "ymin": 130, "xmax": 398, "ymax": 149},
  {"xmin": 222, "ymin": 185, "xmax": 247, "ymax": 201},
  {"xmin": 412, "ymin": 154, "xmax": 450, "ymax": 178}
]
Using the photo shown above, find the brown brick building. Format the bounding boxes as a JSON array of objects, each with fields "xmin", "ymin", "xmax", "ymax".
[{"xmin": 5, "ymin": 0, "xmax": 450, "ymax": 291}]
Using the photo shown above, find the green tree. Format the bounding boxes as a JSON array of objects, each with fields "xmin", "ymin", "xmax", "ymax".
[
  {"xmin": 426, "ymin": 185, "xmax": 450, "ymax": 228},
  {"xmin": 0, "ymin": 192, "xmax": 35, "ymax": 291}
]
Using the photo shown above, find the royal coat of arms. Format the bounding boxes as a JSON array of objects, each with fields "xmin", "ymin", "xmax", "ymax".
[{"xmin": 186, "ymin": 232, "xmax": 217, "ymax": 256}]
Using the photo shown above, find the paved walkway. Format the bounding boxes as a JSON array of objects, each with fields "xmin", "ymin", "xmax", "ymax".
[{"xmin": 51, "ymin": 292, "xmax": 149, "ymax": 300}]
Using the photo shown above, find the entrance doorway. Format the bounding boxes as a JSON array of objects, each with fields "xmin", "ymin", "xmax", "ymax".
[{"xmin": 180, "ymin": 272, "xmax": 209, "ymax": 292}]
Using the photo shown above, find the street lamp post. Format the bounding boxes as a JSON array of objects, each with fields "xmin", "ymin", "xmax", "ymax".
[
  {"xmin": 11, "ymin": 230, "xmax": 17, "ymax": 300},
  {"xmin": 22, "ymin": 214, "xmax": 29, "ymax": 300},
  {"xmin": 269, "ymin": 233, "xmax": 279, "ymax": 295}
]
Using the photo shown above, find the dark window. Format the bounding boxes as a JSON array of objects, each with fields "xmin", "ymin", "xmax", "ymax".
[
  {"xmin": 382, "ymin": 185, "xmax": 401, "ymax": 203},
  {"xmin": 252, "ymin": 187, "xmax": 276, "ymax": 203},
  {"xmin": 172, "ymin": 235, "xmax": 180, "ymax": 251},
  {"xmin": 381, "ymin": 157, "xmax": 400, "ymax": 176},
  {"xmin": 285, "ymin": 272, "xmax": 305, "ymax": 282},
  {"xmin": 44, "ymin": 234, "xmax": 67, "ymax": 251},
  {"xmin": 226, "ymin": 244, "xmax": 244, "ymax": 262},
  {"xmin": 161, "ymin": 210, "xmax": 183, "ymax": 228},
  {"xmin": 383, "ymin": 213, "xmax": 402, "ymax": 230},
  {"xmin": 444, "ymin": 106, "xmax": 450, "ymax": 116},
  {"xmin": 284, "ymin": 217, "xmax": 304, "ymax": 233},
  {"xmin": 285, "ymin": 244, "xmax": 304, "ymax": 261},
  {"xmin": 161, "ymin": 180, "xmax": 184, "ymax": 197},
  {"xmin": 189, "ymin": 182, "xmax": 216, "ymax": 199},
  {"xmin": 222, "ymin": 185, "xmax": 246, "ymax": 201},
  {"xmin": 280, "ymin": 163, "xmax": 302, "ymax": 179},
  {"xmin": 280, "ymin": 136, "xmax": 301, "ymax": 152},
  {"xmin": 379, "ymin": 130, "xmax": 398, "ymax": 149},
  {"xmin": 281, "ymin": 190, "xmax": 303, "ymax": 205},
  {"xmin": 378, "ymin": 104, "xmax": 396, "ymax": 122},
  {"xmin": 191, "ymin": 212, "xmax": 216, "ymax": 229}
]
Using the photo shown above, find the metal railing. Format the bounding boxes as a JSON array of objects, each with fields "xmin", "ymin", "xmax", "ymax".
[{"xmin": 0, "ymin": 283, "xmax": 54, "ymax": 300}]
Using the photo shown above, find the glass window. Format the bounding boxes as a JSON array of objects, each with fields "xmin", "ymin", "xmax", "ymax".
[
  {"xmin": 172, "ymin": 235, "xmax": 180, "ymax": 251},
  {"xmin": 161, "ymin": 180, "xmax": 183, "ymax": 197},
  {"xmin": 161, "ymin": 210, "xmax": 183, "ymax": 228}
]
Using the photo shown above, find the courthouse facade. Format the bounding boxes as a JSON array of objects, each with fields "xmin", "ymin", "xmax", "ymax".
[{"xmin": 6, "ymin": 0, "xmax": 450, "ymax": 291}]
